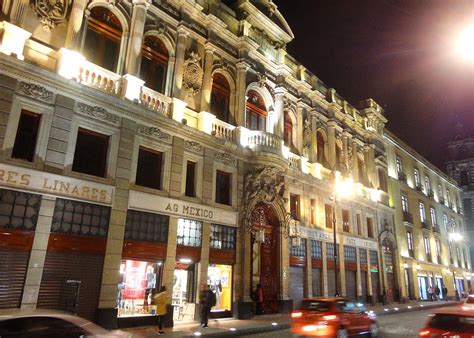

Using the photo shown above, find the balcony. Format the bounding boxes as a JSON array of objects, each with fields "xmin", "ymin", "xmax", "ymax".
[
  {"xmin": 415, "ymin": 184, "xmax": 424, "ymax": 192},
  {"xmin": 433, "ymin": 225, "xmax": 440, "ymax": 233},
  {"xmin": 439, "ymin": 198, "xmax": 445, "ymax": 205},
  {"xmin": 408, "ymin": 249, "xmax": 415, "ymax": 258},
  {"xmin": 403, "ymin": 211, "xmax": 413, "ymax": 225},
  {"xmin": 140, "ymin": 86, "xmax": 171, "ymax": 116},
  {"xmin": 426, "ymin": 253, "xmax": 432, "ymax": 263},
  {"xmin": 398, "ymin": 172, "xmax": 407, "ymax": 183},
  {"xmin": 437, "ymin": 255, "xmax": 442, "ymax": 264},
  {"xmin": 421, "ymin": 221, "xmax": 431, "ymax": 230},
  {"xmin": 241, "ymin": 129, "xmax": 282, "ymax": 154},
  {"xmin": 211, "ymin": 119, "xmax": 236, "ymax": 142},
  {"xmin": 427, "ymin": 190, "xmax": 434, "ymax": 199}
]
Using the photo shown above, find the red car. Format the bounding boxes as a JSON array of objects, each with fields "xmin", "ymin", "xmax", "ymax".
[
  {"xmin": 419, "ymin": 307, "xmax": 474, "ymax": 337},
  {"xmin": 291, "ymin": 297, "xmax": 378, "ymax": 337}
]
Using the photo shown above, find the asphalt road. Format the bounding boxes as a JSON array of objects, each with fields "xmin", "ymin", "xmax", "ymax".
[{"xmin": 241, "ymin": 307, "xmax": 440, "ymax": 337}]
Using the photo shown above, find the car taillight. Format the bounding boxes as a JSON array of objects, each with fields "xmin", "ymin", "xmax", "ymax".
[
  {"xmin": 419, "ymin": 329, "xmax": 431, "ymax": 336},
  {"xmin": 322, "ymin": 314, "xmax": 337, "ymax": 321},
  {"xmin": 291, "ymin": 311, "xmax": 303, "ymax": 318}
]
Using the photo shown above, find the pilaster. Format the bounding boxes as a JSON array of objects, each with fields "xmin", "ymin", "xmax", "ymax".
[
  {"xmin": 327, "ymin": 120, "xmax": 337, "ymax": 168},
  {"xmin": 273, "ymin": 87, "xmax": 286, "ymax": 138},
  {"xmin": 305, "ymin": 238, "xmax": 313, "ymax": 297},
  {"xmin": 200, "ymin": 43, "xmax": 216, "ymax": 113},
  {"xmin": 322, "ymin": 241, "xmax": 328, "ymax": 296},
  {"xmin": 235, "ymin": 61, "xmax": 250, "ymax": 127},
  {"xmin": 65, "ymin": 0, "xmax": 88, "ymax": 50},
  {"xmin": 125, "ymin": 0, "xmax": 149, "ymax": 76},
  {"xmin": 172, "ymin": 27, "xmax": 189, "ymax": 100}
]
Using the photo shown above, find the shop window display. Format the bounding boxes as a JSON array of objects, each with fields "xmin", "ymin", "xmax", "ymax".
[
  {"xmin": 207, "ymin": 264, "xmax": 232, "ymax": 313},
  {"xmin": 117, "ymin": 259, "xmax": 163, "ymax": 317},
  {"xmin": 172, "ymin": 263, "xmax": 197, "ymax": 321}
]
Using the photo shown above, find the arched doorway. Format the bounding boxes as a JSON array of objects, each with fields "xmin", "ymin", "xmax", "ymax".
[
  {"xmin": 250, "ymin": 203, "xmax": 280, "ymax": 314},
  {"xmin": 382, "ymin": 238, "xmax": 396, "ymax": 303}
]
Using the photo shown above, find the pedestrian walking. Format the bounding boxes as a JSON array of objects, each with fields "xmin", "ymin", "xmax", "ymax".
[
  {"xmin": 435, "ymin": 285, "xmax": 440, "ymax": 301},
  {"xmin": 442, "ymin": 285, "xmax": 448, "ymax": 302},
  {"xmin": 199, "ymin": 284, "xmax": 216, "ymax": 328},
  {"xmin": 254, "ymin": 284, "xmax": 264, "ymax": 315},
  {"xmin": 153, "ymin": 286, "xmax": 170, "ymax": 335},
  {"xmin": 427, "ymin": 285, "xmax": 434, "ymax": 301}
]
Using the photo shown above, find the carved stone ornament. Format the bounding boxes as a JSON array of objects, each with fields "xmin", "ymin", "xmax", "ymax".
[
  {"xmin": 76, "ymin": 103, "xmax": 120, "ymax": 126},
  {"xmin": 32, "ymin": 0, "xmax": 70, "ymax": 31},
  {"xmin": 18, "ymin": 81, "xmax": 54, "ymax": 103},
  {"xmin": 215, "ymin": 152, "xmax": 237, "ymax": 168},
  {"xmin": 183, "ymin": 51, "xmax": 203, "ymax": 97},
  {"xmin": 185, "ymin": 140, "xmax": 203, "ymax": 153},
  {"xmin": 244, "ymin": 166, "xmax": 285, "ymax": 205},
  {"xmin": 302, "ymin": 117, "xmax": 311, "ymax": 153},
  {"xmin": 137, "ymin": 125, "xmax": 171, "ymax": 143}
]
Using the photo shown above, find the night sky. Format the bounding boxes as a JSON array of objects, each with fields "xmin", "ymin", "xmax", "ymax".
[{"xmin": 275, "ymin": 0, "xmax": 474, "ymax": 170}]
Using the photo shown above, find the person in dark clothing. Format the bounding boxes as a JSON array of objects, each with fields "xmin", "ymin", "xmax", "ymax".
[
  {"xmin": 441, "ymin": 285, "xmax": 448, "ymax": 302},
  {"xmin": 254, "ymin": 284, "xmax": 264, "ymax": 315},
  {"xmin": 199, "ymin": 285, "xmax": 215, "ymax": 327},
  {"xmin": 435, "ymin": 285, "xmax": 441, "ymax": 301}
]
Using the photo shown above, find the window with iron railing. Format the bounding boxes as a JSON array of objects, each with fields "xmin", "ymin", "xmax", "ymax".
[
  {"xmin": 210, "ymin": 224, "xmax": 236, "ymax": 250},
  {"xmin": 0, "ymin": 189, "xmax": 42, "ymax": 231},
  {"xmin": 359, "ymin": 248, "xmax": 367, "ymax": 264},
  {"xmin": 369, "ymin": 250, "xmax": 378, "ymax": 265},
  {"xmin": 342, "ymin": 209, "xmax": 350, "ymax": 232},
  {"xmin": 177, "ymin": 218, "xmax": 202, "ymax": 247},
  {"xmin": 344, "ymin": 246, "xmax": 357, "ymax": 263},
  {"xmin": 290, "ymin": 238, "xmax": 306, "ymax": 257},
  {"xmin": 327, "ymin": 243, "xmax": 339, "ymax": 261},
  {"xmin": 311, "ymin": 240, "xmax": 322, "ymax": 259},
  {"xmin": 290, "ymin": 194, "xmax": 301, "ymax": 221},
  {"xmin": 125, "ymin": 210, "xmax": 169, "ymax": 243}
]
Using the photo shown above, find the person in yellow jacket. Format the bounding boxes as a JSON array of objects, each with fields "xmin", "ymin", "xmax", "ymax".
[{"xmin": 154, "ymin": 286, "xmax": 170, "ymax": 335}]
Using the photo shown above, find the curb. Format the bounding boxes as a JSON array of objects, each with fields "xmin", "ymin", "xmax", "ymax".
[
  {"xmin": 372, "ymin": 301, "xmax": 461, "ymax": 316},
  {"xmin": 182, "ymin": 322, "xmax": 291, "ymax": 337}
]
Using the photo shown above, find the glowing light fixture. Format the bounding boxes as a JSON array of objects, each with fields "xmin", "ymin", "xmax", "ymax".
[
  {"xmin": 456, "ymin": 24, "xmax": 474, "ymax": 61},
  {"xmin": 0, "ymin": 21, "xmax": 31, "ymax": 60}
]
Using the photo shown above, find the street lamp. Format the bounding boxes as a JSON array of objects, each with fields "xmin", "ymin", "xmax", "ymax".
[
  {"xmin": 331, "ymin": 169, "xmax": 353, "ymax": 297},
  {"xmin": 455, "ymin": 24, "xmax": 474, "ymax": 62}
]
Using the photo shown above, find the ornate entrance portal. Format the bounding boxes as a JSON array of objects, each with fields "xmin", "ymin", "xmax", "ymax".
[{"xmin": 251, "ymin": 203, "xmax": 280, "ymax": 314}]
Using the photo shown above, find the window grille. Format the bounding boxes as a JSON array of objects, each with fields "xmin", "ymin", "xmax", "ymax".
[
  {"xmin": 359, "ymin": 249, "xmax": 367, "ymax": 264},
  {"xmin": 125, "ymin": 210, "xmax": 168, "ymax": 243},
  {"xmin": 290, "ymin": 238, "xmax": 306, "ymax": 257},
  {"xmin": 0, "ymin": 189, "xmax": 41, "ymax": 231},
  {"xmin": 210, "ymin": 224, "xmax": 236, "ymax": 250},
  {"xmin": 327, "ymin": 243, "xmax": 339, "ymax": 260},
  {"xmin": 369, "ymin": 250, "xmax": 379, "ymax": 265},
  {"xmin": 177, "ymin": 218, "xmax": 202, "ymax": 247},
  {"xmin": 344, "ymin": 246, "xmax": 357, "ymax": 262},
  {"xmin": 52, "ymin": 198, "xmax": 110, "ymax": 237},
  {"xmin": 311, "ymin": 240, "xmax": 322, "ymax": 259}
]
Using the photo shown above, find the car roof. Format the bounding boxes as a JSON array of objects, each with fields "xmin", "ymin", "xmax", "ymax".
[
  {"xmin": 431, "ymin": 307, "xmax": 474, "ymax": 317},
  {"xmin": 302, "ymin": 297, "xmax": 349, "ymax": 302}
]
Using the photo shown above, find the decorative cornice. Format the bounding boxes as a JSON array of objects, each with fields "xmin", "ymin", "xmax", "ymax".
[
  {"xmin": 76, "ymin": 103, "xmax": 120, "ymax": 126},
  {"xmin": 215, "ymin": 152, "xmax": 237, "ymax": 167},
  {"xmin": 185, "ymin": 140, "xmax": 203, "ymax": 154},
  {"xmin": 18, "ymin": 81, "xmax": 54, "ymax": 104},
  {"xmin": 137, "ymin": 124, "xmax": 172, "ymax": 143}
]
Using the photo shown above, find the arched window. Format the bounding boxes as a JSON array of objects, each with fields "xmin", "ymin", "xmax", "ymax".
[
  {"xmin": 140, "ymin": 36, "xmax": 169, "ymax": 94},
  {"xmin": 316, "ymin": 131, "xmax": 326, "ymax": 166},
  {"xmin": 246, "ymin": 90, "xmax": 267, "ymax": 131},
  {"xmin": 84, "ymin": 7, "xmax": 122, "ymax": 72},
  {"xmin": 210, "ymin": 73, "xmax": 231, "ymax": 123},
  {"xmin": 283, "ymin": 111, "xmax": 293, "ymax": 148},
  {"xmin": 460, "ymin": 170, "xmax": 469, "ymax": 186}
]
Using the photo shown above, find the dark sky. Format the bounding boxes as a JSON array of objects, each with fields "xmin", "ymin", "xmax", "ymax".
[{"xmin": 276, "ymin": 0, "xmax": 474, "ymax": 170}]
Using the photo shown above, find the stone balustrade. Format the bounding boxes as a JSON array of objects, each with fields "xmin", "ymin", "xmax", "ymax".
[
  {"xmin": 211, "ymin": 119, "xmax": 235, "ymax": 142},
  {"xmin": 77, "ymin": 60, "xmax": 121, "ymax": 95},
  {"xmin": 140, "ymin": 86, "xmax": 170, "ymax": 116}
]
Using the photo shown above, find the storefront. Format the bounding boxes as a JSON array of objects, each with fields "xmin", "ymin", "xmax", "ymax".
[
  {"xmin": 0, "ymin": 188, "xmax": 41, "ymax": 309},
  {"xmin": 435, "ymin": 276, "xmax": 444, "ymax": 300},
  {"xmin": 344, "ymin": 246, "xmax": 357, "ymax": 301},
  {"xmin": 359, "ymin": 249, "xmax": 369, "ymax": 303},
  {"xmin": 289, "ymin": 239, "xmax": 306, "ymax": 309},
  {"xmin": 369, "ymin": 250, "xmax": 380, "ymax": 303},
  {"xmin": 172, "ymin": 261, "xmax": 198, "ymax": 321},
  {"xmin": 455, "ymin": 277, "xmax": 465, "ymax": 295},
  {"xmin": 417, "ymin": 274, "xmax": 429, "ymax": 300},
  {"xmin": 208, "ymin": 264, "xmax": 232, "ymax": 313},
  {"xmin": 311, "ymin": 240, "xmax": 323, "ymax": 297}
]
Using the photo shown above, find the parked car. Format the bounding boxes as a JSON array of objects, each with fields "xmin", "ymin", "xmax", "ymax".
[
  {"xmin": 0, "ymin": 309, "xmax": 129, "ymax": 337},
  {"xmin": 419, "ymin": 307, "xmax": 474, "ymax": 337},
  {"xmin": 462, "ymin": 295, "xmax": 474, "ymax": 311},
  {"xmin": 291, "ymin": 297, "xmax": 378, "ymax": 337}
]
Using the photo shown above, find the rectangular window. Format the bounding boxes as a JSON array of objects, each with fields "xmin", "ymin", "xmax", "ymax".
[
  {"xmin": 425, "ymin": 176, "xmax": 431, "ymax": 195},
  {"xmin": 177, "ymin": 218, "xmax": 202, "ymax": 247},
  {"xmin": 327, "ymin": 243, "xmax": 338, "ymax": 260},
  {"xmin": 210, "ymin": 224, "xmax": 236, "ymax": 250},
  {"xmin": 185, "ymin": 161, "xmax": 196, "ymax": 197},
  {"xmin": 136, "ymin": 146, "xmax": 163, "ymax": 190},
  {"xmin": 369, "ymin": 250, "xmax": 378, "ymax": 265},
  {"xmin": 51, "ymin": 198, "xmax": 110, "ymax": 237},
  {"xmin": 414, "ymin": 168, "xmax": 420, "ymax": 187},
  {"xmin": 407, "ymin": 231, "xmax": 414, "ymax": 251},
  {"xmin": 290, "ymin": 194, "xmax": 300, "ymax": 221},
  {"xmin": 215, "ymin": 170, "xmax": 231, "ymax": 205},
  {"xmin": 124, "ymin": 210, "xmax": 169, "ymax": 243},
  {"xmin": 443, "ymin": 213, "xmax": 448, "ymax": 231},
  {"xmin": 290, "ymin": 238, "xmax": 306, "ymax": 257},
  {"xmin": 359, "ymin": 249, "xmax": 367, "ymax": 264},
  {"xmin": 325, "ymin": 204, "xmax": 333, "ymax": 228},
  {"xmin": 342, "ymin": 209, "xmax": 350, "ymax": 232},
  {"xmin": 311, "ymin": 240, "xmax": 322, "ymax": 259},
  {"xmin": 424, "ymin": 236, "xmax": 431, "ymax": 254},
  {"xmin": 367, "ymin": 217, "xmax": 374, "ymax": 238},
  {"xmin": 344, "ymin": 246, "xmax": 356, "ymax": 263},
  {"xmin": 401, "ymin": 193, "xmax": 409, "ymax": 212},
  {"xmin": 430, "ymin": 207, "xmax": 437, "ymax": 226},
  {"xmin": 435, "ymin": 239, "xmax": 441, "ymax": 257},
  {"xmin": 310, "ymin": 199, "xmax": 316, "ymax": 225},
  {"xmin": 12, "ymin": 110, "xmax": 41, "ymax": 162},
  {"xmin": 72, "ymin": 128, "xmax": 109, "ymax": 177},
  {"xmin": 356, "ymin": 214, "xmax": 362, "ymax": 235},
  {"xmin": 419, "ymin": 202, "xmax": 426, "ymax": 223},
  {"xmin": 396, "ymin": 156, "xmax": 403, "ymax": 174},
  {"xmin": 0, "ymin": 188, "xmax": 42, "ymax": 231}
]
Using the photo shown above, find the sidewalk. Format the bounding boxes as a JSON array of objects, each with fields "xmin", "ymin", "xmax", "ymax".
[{"xmin": 122, "ymin": 300, "xmax": 460, "ymax": 337}]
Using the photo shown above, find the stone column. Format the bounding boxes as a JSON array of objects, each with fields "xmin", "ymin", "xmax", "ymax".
[
  {"xmin": 96, "ymin": 118, "xmax": 136, "ymax": 328},
  {"xmin": 169, "ymin": 137, "xmax": 184, "ymax": 198},
  {"xmin": 163, "ymin": 217, "xmax": 178, "ymax": 295},
  {"xmin": 296, "ymin": 102, "xmax": 304, "ymax": 154},
  {"xmin": 235, "ymin": 61, "xmax": 250, "ymax": 127},
  {"xmin": 342, "ymin": 130, "xmax": 351, "ymax": 171},
  {"xmin": 197, "ymin": 221, "xmax": 211, "ymax": 295},
  {"xmin": 65, "ymin": 0, "xmax": 88, "ymax": 50},
  {"xmin": 21, "ymin": 196, "xmax": 56, "ymax": 309},
  {"xmin": 356, "ymin": 248, "xmax": 362, "ymax": 302},
  {"xmin": 351, "ymin": 140, "xmax": 359, "ymax": 181},
  {"xmin": 322, "ymin": 241, "xmax": 328, "ymax": 296},
  {"xmin": 172, "ymin": 27, "xmax": 188, "ymax": 100},
  {"xmin": 366, "ymin": 249, "xmax": 373, "ymax": 304},
  {"xmin": 338, "ymin": 238, "xmax": 346, "ymax": 296},
  {"xmin": 9, "ymin": 0, "xmax": 29, "ymax": 25},
  {"xmin": 200, "ymin": 43, "xmax": 215, "ymax": 113},
  {"xmin": 79, "ymin": 9, "xmax": 91, "ymax": 53},
  {"xmin": 327, "ymin": 120, "xmax": 337, "ymax": 168},
  {"xmin": 280, "ymin": 228, "xmax": 290, "ymax": 301},
  {"xmin": 364, "ymin": 144, "xmax": 376, "ymax": 188},
  {"xmin": 378, "ymin": 247, "xmax": 387, "ymax": 303},
  {"xmin": 273, "ymin": 87, "xmax": 286, "ymax": 138},
  {"xmin": 305, "ymin": 238, "xmax": 313, "ymax": 297},
  {"xmin": 125, "ymin": 0, "xmax": 149, "ymax": 76},
  {"xmin": 310, "ymin": 114, "xmax": 318, "ymax": 163}
]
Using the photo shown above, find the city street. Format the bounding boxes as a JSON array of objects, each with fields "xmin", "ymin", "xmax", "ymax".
[{"xmin": 241, "ymin": 308, "xmax": 439, "ymax": 338}]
